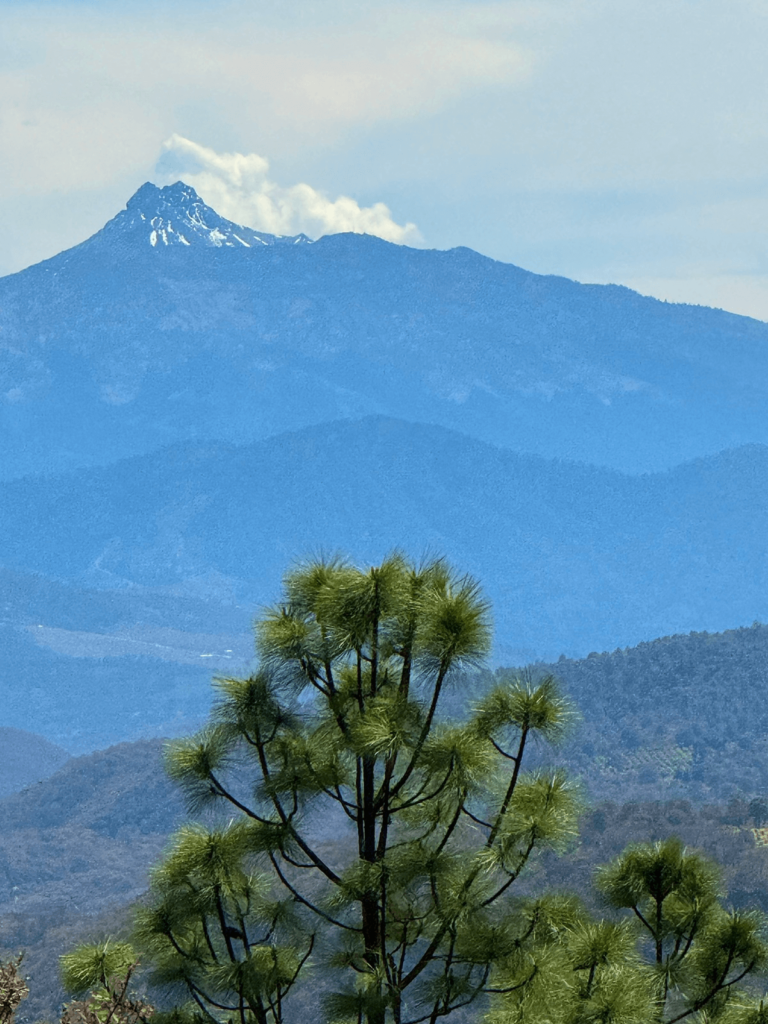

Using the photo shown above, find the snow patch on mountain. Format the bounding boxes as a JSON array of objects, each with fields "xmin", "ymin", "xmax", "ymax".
[{"xmin": 104, "ymin": 181, "xmax": 313, "ymax": 250}]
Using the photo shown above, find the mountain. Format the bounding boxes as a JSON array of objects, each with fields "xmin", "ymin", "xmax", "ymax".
[
  {"xmin": 0, "ymin": 738, "xmax": 183, "ymax": 1022},
  {"xmin": 2, "ymin": 182, "xmax": 768, "ymax": 479},
  {"xmin": 111, "ymin": 181, "xmax": 312, "ymax": 251},
  {"xmin": 1, "ymin": 417, "xmax": 767, "ymax": 749},
  {"xmin": 0, "ymin": 739, "xmax": 182, "ymax": 918},
  {"xmin": 0, "ymin": 728, "xmax": 71, "ymax": 799},
  {"xmin": 514, "ymin": 620, "xmax": 768, "ymax": 804}
]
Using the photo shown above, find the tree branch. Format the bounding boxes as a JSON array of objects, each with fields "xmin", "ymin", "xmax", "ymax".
[
  {"xmin": 481, "ymin": 836, "xmax": 536, "ymax": 907},
  {"xmin": 389, "ymin": 659, "xmax": 451, "ymax": 801},
  {"xmin": 490, "ymin": 738, "xmax": 518, "ymax": 762},
  {"xmin": 460, "ymin": 805, "xmax": 493, "ymax": 830},
  {"xmin": 392, "ymin": 761, "xmax": 455, "ymax": 813},
  {"xmin": 487, "ymin": 725, "xmax": 528, "ymax": 847},
  {"xmin": 269, "ymin": 853, "xmax": 361, "ymax": 933},
  {"xmin": 665, "ymin": 959, "xmax": 755, "ymax": 1023}
]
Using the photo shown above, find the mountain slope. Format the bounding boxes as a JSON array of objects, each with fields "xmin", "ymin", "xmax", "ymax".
[
  {"xmin": 1, "ymin": 417, "xmax": 767, "ymax": 747},
  {"xmin": 0, "ymin": 737, "xmax": 184, "ymax": 1016},
  {"xmin": 0, "ymin": 728, "xmax": 71, "ymax": 799},
  {"xmin": 0, "ymin": 567, "xmax": 254, "ymax": 751},
  {"xmin": 515, "ymin": 621, "xmax": 768, "ymax": 803},
  {"xmin": 2, "ymin": 183, "xmax": 768, "ymax": 478},
  {"xmin": 0, "ymin": 737, "xmax": 178, "ymax": 1022},
  {"xmin": 107, "ymin": 181, "xmax": 312, "ymax": 250}
]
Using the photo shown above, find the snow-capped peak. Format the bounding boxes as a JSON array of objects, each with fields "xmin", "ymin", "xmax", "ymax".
[{"xmin": 104, "ymin": 181, "xmax": 312, "ymax": 250}]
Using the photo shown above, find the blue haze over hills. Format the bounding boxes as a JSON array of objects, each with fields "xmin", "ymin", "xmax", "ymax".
[{"xmin": 1, "ymin": 182, "xmax": 767, "ymax": 751}]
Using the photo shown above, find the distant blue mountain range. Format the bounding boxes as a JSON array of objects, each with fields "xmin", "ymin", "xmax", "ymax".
[
  {"xmin": 2, "ymin": 181, "xmax": 768, "ymax": 479},
  {"xmin": 2, "ymin": 417, "xmax": 767, "ymax": 749},
  {"xmin": 1, "ymin": 183, "xmax": 768, "ymax": 752}
]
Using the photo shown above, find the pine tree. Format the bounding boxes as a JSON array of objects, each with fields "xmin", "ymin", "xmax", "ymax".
[
  {"xmin": 138, "ymin": 553, "xmax": 581, "ymax": 1024},
  {"xmin": 134, "ymin": 822, "xmax": 310, "ymax": 1024},
  {"xmin": 59, "ymin": 941, "xmax": 154, "ymax": 1024},
  {"xmin": 489, "ymin": 836, "xmax": 768, "ymax": 1024},
  {"xmin": 597, "ymin": 837, "xmax": 768, "ymax": 1022}
]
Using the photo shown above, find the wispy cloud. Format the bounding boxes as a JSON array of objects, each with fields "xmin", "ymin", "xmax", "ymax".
[
  {"xmin": 157, "ymin": 135, "xmax": 422, "ymax": 243},
  {"xmin": 0, "ymin": 1, "xmax": 536, "ymax": 195}
]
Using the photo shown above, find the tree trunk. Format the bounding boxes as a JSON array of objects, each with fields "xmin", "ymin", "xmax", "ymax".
[{"xmin": 361, "ymin": 892, "xmax": 385, "ymax": 1024}]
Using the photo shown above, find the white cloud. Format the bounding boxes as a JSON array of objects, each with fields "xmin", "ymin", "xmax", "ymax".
[{"xmin": 157, "ymin": 134, "xmax": 422, "ymax": 243}]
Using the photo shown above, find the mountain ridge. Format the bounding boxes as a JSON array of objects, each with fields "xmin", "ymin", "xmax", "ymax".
[
  {"xmin": 3, "ymin": 182, "xmax": 768, "ymax": 479},
  {"xmin": 0, "ymin": 728, "xmax": 71, "ymax": 799},
  {"xmin": 1, "ymin": 415, "xmax": 767, "ymax": 749}
]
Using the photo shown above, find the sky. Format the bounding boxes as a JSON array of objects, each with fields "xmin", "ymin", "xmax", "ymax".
[{"xmin": 1, "ymin": 0, "xmax": 768, "ymax": 319}]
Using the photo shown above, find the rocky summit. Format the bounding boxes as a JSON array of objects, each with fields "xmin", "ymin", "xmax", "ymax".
[{"xmin": 107, "ymin": 181, "xmax": 312, "ymax": 250}]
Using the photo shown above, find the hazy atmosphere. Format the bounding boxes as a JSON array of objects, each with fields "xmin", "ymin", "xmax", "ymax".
[
  {"xmin": 3, "ymin": 0, "xmax": 768, "ymax": 317},
  {"xmin": 5, "ymin": 5, "xmax": 768, "ymax": 1023}
]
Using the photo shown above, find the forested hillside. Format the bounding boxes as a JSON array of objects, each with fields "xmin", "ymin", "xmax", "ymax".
[
  {"xmin": 0, "ymin": 740, "xmax": 183, "ymax": 1021},
  {"xmin": 504, "ymin": 622, "xmax": 768, "ymax": 803}
]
